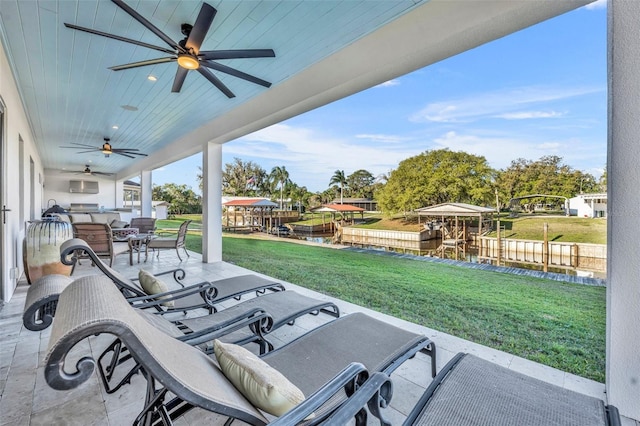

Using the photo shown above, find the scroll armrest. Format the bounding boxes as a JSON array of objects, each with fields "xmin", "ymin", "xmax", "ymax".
[
  {"xmin": 320, "ymin": 372, "xmax": 393, "ymax": 426},
  {"xmin": 177, "ymin": 308, "xmax": 273, "ymax": 346},
  {"xmin": 126, "ymin": 281, "xmax": 218, "ymax": 309},
  {"xmin": 270, "ymin": 362, "xmax": 370, "ymax": 426}
]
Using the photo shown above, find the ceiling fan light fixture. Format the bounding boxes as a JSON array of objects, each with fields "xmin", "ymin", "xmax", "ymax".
[
  {"xmin": 177, "ymin": 54, "xmax": 200, "ymax": 70},
  {"xmin": 101, "ymin": 142, "xmax": 113, "ymax": 155}
]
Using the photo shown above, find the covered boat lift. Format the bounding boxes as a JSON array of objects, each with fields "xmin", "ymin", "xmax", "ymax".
[{"xmin": 414, "ymin": 202, "xmax": 496, "ymax": 245}]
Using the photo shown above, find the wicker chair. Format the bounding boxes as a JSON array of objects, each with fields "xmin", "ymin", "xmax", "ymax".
[
  {"xmin": 129, "ymin": 217, "xmax": 156, "ymax": 235},
  {"xmin": 72, "ymin": 222, "xmax": 126, "ymax": 267}
]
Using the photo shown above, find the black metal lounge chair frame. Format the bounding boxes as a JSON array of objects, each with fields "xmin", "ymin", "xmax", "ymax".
[{"xmin": 45, "ymin": 276, "xmax": 437, "ymax": 426}]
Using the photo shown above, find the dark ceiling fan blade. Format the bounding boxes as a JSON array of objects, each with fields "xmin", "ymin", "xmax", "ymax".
[
  {"xmin": 93, "ymin": 171, "xmax": 115, "ymax": 176},
  {"xmin": 197, "ymin": 67, "xmax": 235, "ymax": 98},
  {"xmin": 66, "ymin": 142, "xmax": 100, "ymax": 148},
  {"xmin": 110, "ymin": 57, "xmax": 175, "ymax": 71},
  {"xmin": 112, "ymin": 147, "xmax": 141, "ymax": 151},
  {"xmin": 114, "ymin": 150, "xmax": 148, "ymax": 157},
  {"xmin": 111, "ymin": 0, "xmax": 182, "ymax": 52},
  {"xmin": 201, "ymin": 61, "xmax": 271, "ymax": 88},
  {"xmin": 59, "ymin": 145, "xmax": 94, "ymax": 149},
  {"xmin": 199, "ymin": 49, "xmax": 275, "ymax": 60},
  {"xmin": 172, "ymin": 67, "xmax": 189, "ymax": 93},
  {"xmin": 73, "ymin": 149, "xmax": 102, "ymax": 154},
  {"xmin": 186, "ymin": 3, "xmax": 216, "ymax": 54},
  {"xmin": 64, "ymin": 23, "xmax": 175, "ymax": 55},
  {"xmin": 113, "ymin": 152, "xmax": 136, "ymax": 159}
]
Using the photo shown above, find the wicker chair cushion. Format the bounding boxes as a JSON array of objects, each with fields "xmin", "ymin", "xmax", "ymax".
[
  {"xmin": 138, "ymin": 269, "xmax": 174, "ymax": 308},
  {"xmin": 213, "ymin": 339, "xmax": 306, "ymax": 417}
]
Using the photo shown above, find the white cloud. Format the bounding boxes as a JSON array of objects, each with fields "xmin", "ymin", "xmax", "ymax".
[
  {"xmin": 227, "ymin": 124, "xmax": 421, "ymax": 191},
  {"xmin": 374, "ymin": 79, "xmax": 400, "ymax": 88},
  {"xmin": 584, "ymin": 0, "xmax": 606, "ymax": 10},
  {"xmin": 432, "ymin": 131, "xmax": 566, "ymax": 169},
  {"xmin": 409, "ymin": 86, "xmax": 601, "ymax": 123},
  {"xmin": 355, "ymin": 133, "xmax": 407, "ymax": 143},
  {"xmin": 495, "ymin": 111, "xmax": 566, "ymax": 120}
]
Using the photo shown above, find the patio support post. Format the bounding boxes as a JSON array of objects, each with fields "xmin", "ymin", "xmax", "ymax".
[
  {"xmin": 607, "ymin": 0, "xmax": 640, "ymax": 419},
  {"xmin": 202, "ymin": 142, "xmax": 222, "ymax": 263},
  {"xmin": 140, "ymin": 171, "xmax": 152, "ymax": 217}
]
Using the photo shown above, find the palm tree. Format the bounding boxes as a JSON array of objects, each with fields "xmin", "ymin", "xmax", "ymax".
[
  {"xmin": 329, "ymin": 169, "xmax": 347, "ymax": 204},
  {"xmin": 270, "ymin": 166, "xmax": 290, "ymax": 209}
]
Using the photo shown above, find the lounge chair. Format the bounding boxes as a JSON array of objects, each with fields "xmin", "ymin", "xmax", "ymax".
[
  {"xmin": 329, "ymin": 352, "xmax": 622, "ymax": 426},
  {"xmin": 60, "ymin": 238, "xmax": 285, "ymax": 314},
  {"xmin": 45, "ymin": 275, "xmax": 437, "ymax": 425},
  {"xmin": 98, "ymin": 289, "xmax": 340, "ymax": 393},
  {"xmin": 23, "ymin": 238, "xmax": 285, "ymax": 330}
]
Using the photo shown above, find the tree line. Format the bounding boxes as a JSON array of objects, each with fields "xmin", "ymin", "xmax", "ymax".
[{"xmin": 153, "ymin": 149, "xmax": 604, "ymax": 215}]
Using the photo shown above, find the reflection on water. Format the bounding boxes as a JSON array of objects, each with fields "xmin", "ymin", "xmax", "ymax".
[{"xmin": 290, "ymin": 233, "xmax": 605, "ymax": 280}]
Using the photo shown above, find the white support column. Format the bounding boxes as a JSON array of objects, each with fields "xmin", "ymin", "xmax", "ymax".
[
  {"xmin": 607, "ymin": 0, "xmax": 640, "ymax": 420},
  {"xmin": 140, "ymin": 170, "xmax": 152, "ymax": 218},
  {"xmin": 202, "ymin": 142, "xmax": 222, "ymax": 263},
  {"xmin": 114, "ymin": 180, "xmax": 124, "ymax": 209}
]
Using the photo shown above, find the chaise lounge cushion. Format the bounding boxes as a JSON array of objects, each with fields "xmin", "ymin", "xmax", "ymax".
[
  {"xmin": 213, "ymin": 339, "xmax": 306, "ymax": 417},
  {"xmin": 138, "ymin": 269, "xmax": 174, "ymax": 308}
]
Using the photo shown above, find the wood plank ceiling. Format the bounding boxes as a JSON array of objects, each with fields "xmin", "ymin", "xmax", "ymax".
[{"xmin": 0, "ymin": 0, "xmax": 421, "ymax": 175}]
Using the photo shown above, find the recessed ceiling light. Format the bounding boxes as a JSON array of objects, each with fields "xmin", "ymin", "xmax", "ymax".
[
  {"xmin": 147, "ymin": 75, "xmax": 157, "ymax": 82},
  {"xmin": 120, "ymin": 105, "xmax": 138, "ymax": 111},
  {"xmin": 112, "ymin": 125, "xmax": 119, "ymax": 130}
]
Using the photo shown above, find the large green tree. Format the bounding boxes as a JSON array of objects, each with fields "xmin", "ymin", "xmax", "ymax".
[
  {"xmin": 495, "ymin": 156, "xmax": 597, "ymax": 209},
  {"xmin": 376, "ymin": 149, "xmax": 495, "ymax": 215},
  {"xmin": 152, "ymin": 183, "xmax": 202, "ymax": 215},
  {"xmin": 216, "ymin": 158, "xmax": 268, "ymax": 197},
  {"xmin": 346, "ymin": 169, "xmax": 375, "ymax": 198}
]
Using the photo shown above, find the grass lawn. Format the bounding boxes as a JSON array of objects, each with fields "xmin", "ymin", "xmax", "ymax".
[
  {"xmin": 165, "ymin": 215, "xmax": 606, "ymax": 382},
  {"xmin": 216, "ymin": 235, "xmax": 605, "ymax": 382},
  {"xmin": 487, "ymin": 215, "xmax": 607, "ymax": 244}
]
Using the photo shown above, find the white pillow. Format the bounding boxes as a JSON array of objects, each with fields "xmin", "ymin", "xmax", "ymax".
[
  {"xmin": 138, "ymin": 269, "xmax": 174, "ymax": 308},
  {"xmin": 213, "ymin": 339, "xmax": 307, "ymax": 417}
]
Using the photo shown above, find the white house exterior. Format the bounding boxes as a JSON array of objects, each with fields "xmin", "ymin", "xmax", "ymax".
[{"xmin": 569, "ymin": 193, "xmax": 607, "ymax": 218}]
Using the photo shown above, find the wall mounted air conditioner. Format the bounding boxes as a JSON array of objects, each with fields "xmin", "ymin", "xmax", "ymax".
[{"xmin": 69, "ymin": 180, "xmax": 99, "ymax": 194}]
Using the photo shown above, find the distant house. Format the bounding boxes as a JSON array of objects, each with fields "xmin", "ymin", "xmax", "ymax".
[
  {"xmin": 568, "ymin": 193, "xmax": 607, "ymax": 218},
  {"xmin": 331, "ymin": 198, "xmax": 378, "ymax": 211}
]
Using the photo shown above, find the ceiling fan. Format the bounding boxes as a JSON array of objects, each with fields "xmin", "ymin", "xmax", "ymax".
[
  {"xmin": 64, "ymin": 0, "xmax": 276, "ymax": 97},
  {"xmin": 60, "ymin": 138, "xmax": 148, "ymax": 159},
  {"xmin": 61, "ymin": 165, "xmax": 114, "ymax": 177}
]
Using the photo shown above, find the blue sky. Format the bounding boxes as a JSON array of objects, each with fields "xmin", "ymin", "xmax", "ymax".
[{"xmin": 153, "ymin": 0, "xmax": 607, "ymax": 194}]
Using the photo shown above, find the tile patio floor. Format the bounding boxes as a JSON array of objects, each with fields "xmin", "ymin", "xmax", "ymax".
[{"xmin": 1, "ymin": 249, "xmax": 636, "ymax": 425}]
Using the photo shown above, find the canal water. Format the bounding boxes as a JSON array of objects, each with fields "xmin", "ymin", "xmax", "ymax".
[{"xmin": 289, "ymin": 233, "xmax": 606, "ymax": 280}]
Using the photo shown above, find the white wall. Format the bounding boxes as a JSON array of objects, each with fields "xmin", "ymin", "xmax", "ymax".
[
  {"xmin": 43, "ymin": 170, "xmax": 119, "ymax": 211},
  {"xmin": 0, "ymin": 41, "xmax": 44, "ymax": 302}
]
